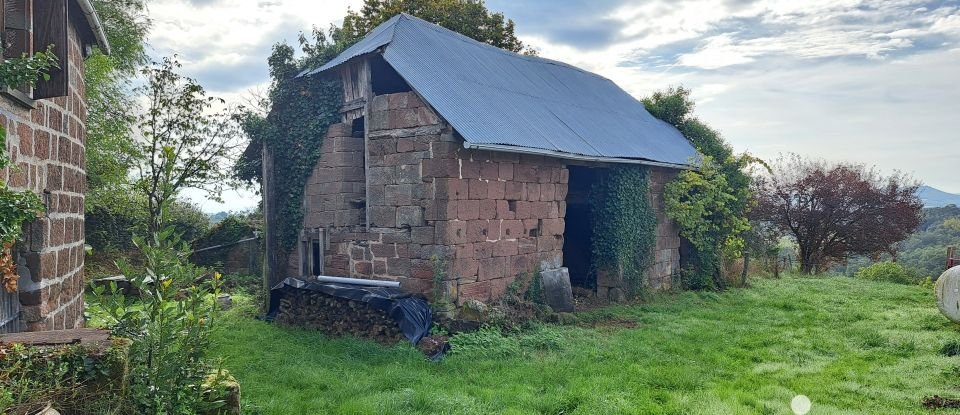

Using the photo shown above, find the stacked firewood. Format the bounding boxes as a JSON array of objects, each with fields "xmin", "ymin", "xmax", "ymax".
[{"xmin": 275, "ymin": 289, "xmax": 405, "ymax": 344}]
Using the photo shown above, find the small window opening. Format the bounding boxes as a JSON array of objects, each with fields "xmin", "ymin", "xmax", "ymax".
[
  {"xmin": 351, "ymin": 117, "xmax": 365, "ymax": 138},
  {"xmin": 300, "ymin": 229, "xmax": 325, "ymax": 277}
]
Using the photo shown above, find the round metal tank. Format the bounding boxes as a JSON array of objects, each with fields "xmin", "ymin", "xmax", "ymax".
[{"xmin": 936, "ymin": 266, "xmax": 960, "ymax": 322}]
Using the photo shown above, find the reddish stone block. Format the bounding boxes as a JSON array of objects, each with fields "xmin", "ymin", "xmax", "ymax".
[
  {"xmin": 423, "ymin": 159, "xmax": 457, "ymax": 178},
  {"xmin": 514, "ymin": 165, "xmax": 537, "ymax": 182},
  {"xmin": 387, "ymin": 258, "xmax": 411, "ymax": 275},
  {"xmin": 456, "ymin": 243, "xmax": 475, "ymax": 259},
  {"xmin": 518, "ymin": 237, "xmax": 538, "ymax": 255},
  {"xmin": 487, "ymin": 181, "xmax": 505, "ymax": 200},
  {"xmin": 480, "ymin": 162, "xmax": 499, "ymax": 180},
  {"xmin": 466, "ymin": 220, "xmax": 490, "ymax": 243},
  {"xmin": 425, "ymin": 200, "xmax": 458, "ymax": 221},
  {"xmin": 541, "ymin": 183, "xmax": 556, "ymax": 201},
  {"xmin": 537, "ymin": 167, "xmax": 554, "ymax": 183},
  {"xmin": 411, "ymin": 259, "xmax": 434, "ymax": 279},
  {"xmin": 510, "ymin": 255, "xmax": 531, "ymax": 275},
  {"xmin": 478, "ymin": 257, "xmax": 506, "ymax": 281},
  {"xmin": 459, "ymin": 281, "xmax": 492, "ymax": 302},
  {"xmin": 541, "ymin": 218, "xmax": 565, "ymax": 236},
  {"xmin": 458, "ymin": 200, "xmax": 480, "ymax": 220},
  {"xmin": 354, "ymin": 261, "xmax": 373, "ymax": 275},
  {"xmin": 397, "ymin": 138, "xmax": 416, "ymax": 153},
  {"xmin": 368, "ymin": 206, "xmax": 397, "ymax": 228},
  {"xmin": 490, "ymin": 277, "xmax": 513, "ymax": 300},
  {"xmin": 501, "ymin": 220, "xmax": 525, "ymax": 239},
  {"xmin": 34, "ymin": 130, "xmax": 49, "ymax": 159},
  {"xmin": 527, "ymin": 183, "xmax": 541, "ymax": 202},
  {"xmin": 499, "ymin": 163, "xmax": 514, "ymax": 181},
  {"xmin": 412, "ymin": 226, "xmax": 435, "ymax": 244},
  {"xmin": 453, "ymin": 258, "xmax": 479, "ymax": 279},
  {"xmin": 514, "ymin": 201, "xmax": 531, "ymax": 219},
  {"xmin": 370, "ymin": 243, "xmax": 397, "ymax": 258},
  {"xmin": 434, "ymin": 178, "xmax": 468, "ymax": 200},
  {"xmin": 460, "ymin": 159, "xmax": 480, "ymax": 179},
  {"xmin": 479, "ymin": 199, "xmax": 497, "ymax": 220},
  {"xmin": 493, "ymin": 240, "xmax": 519, "ymax": 257},
  {"xmin": 556, "ymin": 183, "xmax": 569, "ymax": 200},
  {"xmin": 468, "ymin": 179, "xmax": 488, "ymax": 199},
  {"xmin": 435, "ymin": 220, "xmax": 469, "ymax": 244},
  {"xmin": 474, "ymin": 241, "xmax": 494, "ymax": 259},
  {"xmin": 496, "ymin": 200, "xmax": 516, "ymax": 220},
  {"xmin": 504, "ymin": 182, "xmax": 525, "ymax": 200}
]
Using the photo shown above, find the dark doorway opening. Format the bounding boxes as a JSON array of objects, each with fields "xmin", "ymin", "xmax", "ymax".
[{"xmin": 563, "ymin": 166, "xmax": 601, "ymax": 289}]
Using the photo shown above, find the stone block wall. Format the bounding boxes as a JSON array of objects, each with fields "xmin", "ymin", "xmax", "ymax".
[
  {"xmin": 595, "ymin": 166, "xmax": 682, "ymax": 298},
  {"xmin": 291, "ymin": 90, "xmax": 683, "ymax": 304},
  {"xmin": 0, "ymin": 24, "xmax": 89, "ymax": 331},
  {"xmin": 292, "ymin": 91, "xmax": 566, "ymax": 302}
]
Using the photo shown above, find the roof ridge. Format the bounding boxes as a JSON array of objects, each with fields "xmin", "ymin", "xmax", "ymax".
[{"xmin": 393, "ymin": 13, "xmax": 614, "ymax": 83}]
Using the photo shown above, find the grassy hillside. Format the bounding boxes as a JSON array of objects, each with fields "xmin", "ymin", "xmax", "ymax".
[{"xmin": 212, "ymin": 277, "xmax": 960, "ymax": 414}]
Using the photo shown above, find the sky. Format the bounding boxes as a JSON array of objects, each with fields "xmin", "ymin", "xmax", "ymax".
[{"xmin": 147, "ymin": 0, "xmax": 960, "ymax": 213}]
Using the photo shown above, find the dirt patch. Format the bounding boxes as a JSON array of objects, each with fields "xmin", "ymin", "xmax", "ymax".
[
  {"xmin": 572, "ymin": 289, "xmax": 610, "ymax": 312},
  {"xmin": 923, "ymin": 395, "xmax": 960, "ymax": 409}
]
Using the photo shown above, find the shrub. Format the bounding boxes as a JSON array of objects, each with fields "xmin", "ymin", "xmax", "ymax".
[
  {"xmin": 855, "ymin": 261, "xmax": 918, "ymax": 284},
  {"xmin": 91, "ymin": 227, "xmax": 224, "ymax": 414},
  {"xmin": 86, "ymin": 190, "xmax": 210, "ymax": 252}
]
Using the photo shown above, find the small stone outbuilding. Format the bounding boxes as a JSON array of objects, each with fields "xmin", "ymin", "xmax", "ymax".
[
  {"xmin": 0, "ymin": 0, "xmax": 110, "ymax": 333},
  {"xmin": 263, "ymin": 14, "xmax": 696, "ymax": 305}
]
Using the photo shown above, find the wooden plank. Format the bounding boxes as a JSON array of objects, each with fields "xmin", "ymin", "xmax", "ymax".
[
  {"xmin": 0, "ymin": 328, "xmax": 113, "ymax": 351},
  {"xmin": 33, "ymin": 0, "xmax": 70, "ymax": 99}
]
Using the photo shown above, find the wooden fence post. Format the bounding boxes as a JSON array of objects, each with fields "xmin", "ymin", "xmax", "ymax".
[{"xmin": 948, "ymin": 246, "xmax": 957, "ymax": 271}]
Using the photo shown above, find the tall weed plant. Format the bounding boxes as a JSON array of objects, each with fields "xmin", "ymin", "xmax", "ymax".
[{"xmin": 92, "ymin": 226, "xmax": 224, "ymax": 414}]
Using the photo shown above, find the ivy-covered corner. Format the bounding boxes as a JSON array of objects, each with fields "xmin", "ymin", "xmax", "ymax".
[{"xmin": 589, "ymin": 166, "xmax": 658, "ymax": 299}]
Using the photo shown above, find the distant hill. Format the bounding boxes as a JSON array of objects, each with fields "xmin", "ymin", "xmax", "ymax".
[{"xmin": 918, "ymin": 186, "xmax": 960, "ymax": 208}]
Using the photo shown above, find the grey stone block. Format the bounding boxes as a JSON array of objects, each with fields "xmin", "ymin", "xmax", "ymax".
[{"xmin": 540, "ymin": 267, "xmax": 574, "ymax": 313}]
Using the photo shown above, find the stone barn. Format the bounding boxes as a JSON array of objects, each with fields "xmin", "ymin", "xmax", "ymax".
[
  {"xmin": 0, "ymin": 0, "xmax": 110, "ymax": 332},
  {"xmin": 262, "ymin": 14, "xmax": 697, "ymax": 305}
]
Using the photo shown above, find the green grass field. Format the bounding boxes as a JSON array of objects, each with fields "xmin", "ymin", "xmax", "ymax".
[{"xmin": 210, "ymin": 277, "xmax": 960, "ymax": 414}]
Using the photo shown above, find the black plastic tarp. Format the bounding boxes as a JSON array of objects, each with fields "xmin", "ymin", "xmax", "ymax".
[{"xmin": 269, "ymin": 277, "xmax": 432, "ymax": 345}]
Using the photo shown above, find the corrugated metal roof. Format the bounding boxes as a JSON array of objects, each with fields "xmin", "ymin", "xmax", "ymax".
[{"xmin": 303, "ymin": 14, "xmax": 698, "ymax": 167}]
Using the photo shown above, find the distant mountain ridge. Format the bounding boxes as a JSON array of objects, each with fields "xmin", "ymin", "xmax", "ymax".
[{"xmin": 918, "ymin": 186, "xmax": 960, "ymax": 208}]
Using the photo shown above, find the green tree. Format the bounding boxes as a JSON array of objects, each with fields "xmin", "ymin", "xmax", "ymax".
[
  {"xmin": 85, "ymin": 0, "xmax": 151, "ymax": 190},
  {"xmin": 644, "ymin": 87, "xmax": 757, "ymax": 288},
  {"xmin": 134, "ymin": 58, "xmax": 241, "ymax": 235}
]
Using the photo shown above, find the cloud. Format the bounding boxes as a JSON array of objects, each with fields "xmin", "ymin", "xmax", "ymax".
[{"xmin": 147, "ymin": 0, "xmax": 960, "ymax": 211}]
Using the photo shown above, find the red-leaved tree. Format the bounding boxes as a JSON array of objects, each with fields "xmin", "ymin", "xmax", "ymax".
[{"xmin": 756, "ymin": 155, "xmax": 923, "ymax": 273}]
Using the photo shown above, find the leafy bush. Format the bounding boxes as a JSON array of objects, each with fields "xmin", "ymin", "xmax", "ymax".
[
  {"xmin": 190, "ymin": 212, "xmax": 261, "ymax": 271},
  {"xmin": 86, "ymin": 189, "xmax": 209, "ymax": 252},
  {"xmin": 855, "ymin": 261, "xmax": 918, "ymax": 284},
  {"xmin": 0, "ymin": 341, "xmax": 129, "ymax": 414},
  {"xmin": 92, "ymin": 227, "xmax": 224, "ymax": 414}
]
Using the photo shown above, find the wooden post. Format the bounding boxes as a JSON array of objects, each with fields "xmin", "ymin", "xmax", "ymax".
[
  {"xmin": 949, "ymin": 246, "xmax": 957, "ymax": 270},
  {"xmin": 263, "ymin": 139, "xmax": 280, "ymax": 311}
]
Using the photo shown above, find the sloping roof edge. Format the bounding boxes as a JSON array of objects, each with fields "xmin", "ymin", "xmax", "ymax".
[
  {"xmin": 463, "ymin": 141, "xmax": 697, "ymax": 169},
  {"xmin": 74, "ymin": 0, "xmax": 111, "ymax": 54},
  {"xmin": 299, "ymin": 14, "xmax": 403, "ymax": 77}
]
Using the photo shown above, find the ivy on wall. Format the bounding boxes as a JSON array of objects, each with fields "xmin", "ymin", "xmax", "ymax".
[
  {"xmin": 589, "ymin": 166, "xmax": 657, "ymax": 296},
  {"xmin": 238, "ymin": 40, "xmax": 343, "ymax": 254}
]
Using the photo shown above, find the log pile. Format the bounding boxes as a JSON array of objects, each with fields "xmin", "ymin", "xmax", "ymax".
[{"xmin": 275, "ymin": 289, "xmax": 405, "ymax": 344}]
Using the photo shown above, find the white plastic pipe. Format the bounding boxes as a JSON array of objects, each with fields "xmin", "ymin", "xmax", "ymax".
[{"xmin": 314, "ymin": 275, "xmax": 400, "ymax": 288}]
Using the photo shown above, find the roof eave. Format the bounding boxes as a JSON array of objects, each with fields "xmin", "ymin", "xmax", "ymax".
[
  {"xmin": 75, "ymin": 0, "xmax": 111, "ymax": 55},
  {"xmin": 462, "ymin": 141, "xmax": 696, "ymax": 170}
]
